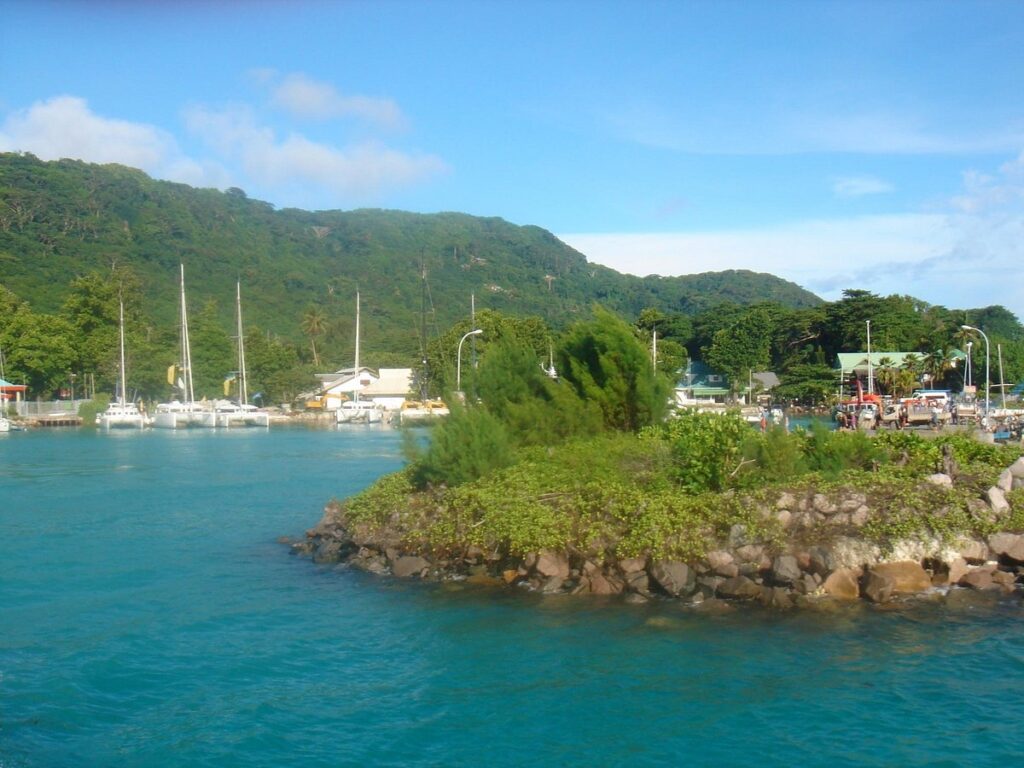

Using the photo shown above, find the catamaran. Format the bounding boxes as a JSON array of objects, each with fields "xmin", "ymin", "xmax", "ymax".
[
  {"xmin": 336, "ymin": 291, "xmax": 384, "ymax": 425},
  {"xmin": 99, "ymin": 299, "xmax": 146, "ymax": 429},
  {"xmin": 153, "ymin": 265, "xmax": 215, "ymax": 429},
  {"xmin": 216, "ymin": 282, "xmax": 269, "ymax": 428}
]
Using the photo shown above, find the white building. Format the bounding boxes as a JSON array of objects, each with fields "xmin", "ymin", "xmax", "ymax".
[{"xmin": 315, "ymin": 367, "xmax": 413, "ymax": 413}]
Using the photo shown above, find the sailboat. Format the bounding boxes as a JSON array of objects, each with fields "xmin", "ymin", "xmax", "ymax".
[
  {"xmin": 153, "ymin": 265, "xmax": 216, "ymax": 429},
  {"xmin": 399, "ymin": 267, "xmax": 449, "ymax": 425},
  {"xmin": 216, "ymin": 282, "xmax": 269, "ymax": 427},
  {"xmin": 98, "ymin": 299, "xmax": 146, "ymax": 429},
  {"xmin": 336, "ymin": 291, "xmax": 383, "ymax": 424}
]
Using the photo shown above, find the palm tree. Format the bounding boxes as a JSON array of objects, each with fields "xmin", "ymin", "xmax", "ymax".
[
  {"xmin": 301, "ymin": 306, "xmax": 327, "ymax": 368},
  {"xmin": 876, "ymin": 355, "xmax": 896, "ymax": 395},
  {"xmin": 922, "ymin": 347, "xmax": 956, "ymax": 389},
  {"xmin": 898, "ymin": 353, "xmax": 923, "ymax": 397}
]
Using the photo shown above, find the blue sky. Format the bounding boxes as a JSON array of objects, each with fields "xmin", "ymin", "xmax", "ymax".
[{"xmin": 2, "ymin": 0, "xmax": 1022, "ymax": 320}]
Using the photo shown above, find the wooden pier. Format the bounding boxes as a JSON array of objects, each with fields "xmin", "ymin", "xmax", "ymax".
[{"xmin": 30, "ymin": 414, "xmax": 83, "ymax": 427}]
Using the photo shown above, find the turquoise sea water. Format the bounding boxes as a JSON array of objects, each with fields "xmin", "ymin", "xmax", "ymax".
[{"xmin": 2, "ymin": 427, "xmax": 1023, "ymax": 767}]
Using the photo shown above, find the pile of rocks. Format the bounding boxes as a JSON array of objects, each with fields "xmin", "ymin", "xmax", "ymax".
[{"xmin": 294, "ymin": 456, "xmax": 1024, "ymax": 609}]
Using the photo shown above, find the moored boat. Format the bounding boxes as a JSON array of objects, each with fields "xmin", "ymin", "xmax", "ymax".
[
  {"xmin": 154, "ymin": 265, "xmax": 215, "ymax": 429},
  {"xmin": 99, "ymin": 299, "xmax": 146, "ymax": 429},
  {"xmin": 216, "ymin": 282, "xmax": 269, "ymax": 428}
]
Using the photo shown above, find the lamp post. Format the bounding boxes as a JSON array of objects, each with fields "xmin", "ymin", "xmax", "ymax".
[
  {"xmin": 457, "ymin": 329, "xmax": 483, "ymax": 392},
  {"xmin": 961, "ymin": 325, "xmax": 990, "ymax": 420},
  {"xmin": 866, "ymin": 320, "xmax": 873, "ymax": 395},
  {"xmin": 965, "ymin": 341, "xmax": 972, "ymax": 388}
]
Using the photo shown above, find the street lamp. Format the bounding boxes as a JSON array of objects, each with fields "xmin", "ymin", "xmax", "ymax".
[
  {"xmin": 961, "ymin": 325, "xmax": 990, "ymax": 421},
  {"xmin": 866, "ymin": 319, "xmax": 873, "ymax": 395},
  {"xmin": 457, "ymin": 329, "xmax": 483, "ymax": 392},
  {"xmin": 965, "ymin": 341, "xmax": 973, "ymax": 388}
]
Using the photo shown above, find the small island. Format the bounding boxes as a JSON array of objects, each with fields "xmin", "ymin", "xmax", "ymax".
[{"xmin": 297, "ymin": 309, "xmax": 1024, "ymax": 609}]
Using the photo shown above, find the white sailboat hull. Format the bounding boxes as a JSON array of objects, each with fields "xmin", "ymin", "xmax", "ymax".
[
  {"xmin": 153, "ymin": 407, "xmax": 216, "ymax": 429},
  {"xmin": 99, "ymin": 405, "xmax": 146, "ymax": 429},
  {"xmin": 335, "ymin": 402, "xmax": 384, "ymax": 424},
  {"xmin": 216, "ymin": 409, "xmax": 270, "ymax": 428}
]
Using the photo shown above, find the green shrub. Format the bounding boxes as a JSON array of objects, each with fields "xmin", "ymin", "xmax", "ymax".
[
  {"xmin": 77, "ymin": 393, "xmax": 111, "ymax": 427},
  {"xmin": 409, "ymin": 404, "xmax": 515, "ymax": 489},
  {"xmin": 741, "ymin": 426, "xmax": 807, "ymax": 486},
  {"xmin": 802, "ymin": 422, "xmax": 883, "ymax": 478},
  {"xmin": 644, "ymin": 410, "xmax": 751, "ymax": 493}
]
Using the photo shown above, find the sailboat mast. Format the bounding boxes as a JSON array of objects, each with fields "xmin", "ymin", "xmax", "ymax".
[
  {"xmin": 998, "ymin": 343, "xmax": 1006, "ymax": 410},
  {"xmin": 354, "ymin": 291, "xmax": 361, "ymax": 405},
  {"xmin": 419, "ymin": 255, "xmax": 428, "ymax": 400},
  {"xmin": 180, "ymin": 264, "xmax": 195, "ymax": 407},
  {"xmin": 118, "ymin": 299, "xmax": 128, "ymax": 407},
  {"xmin": 236, "ymin": 281, "xmax": 248, "ymax": 406}
]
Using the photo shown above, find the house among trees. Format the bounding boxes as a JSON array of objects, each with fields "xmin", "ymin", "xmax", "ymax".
[
  {"xmin": 1, "ymin": 377, "xmax": 28, "ymax": 412},
  {"xmin": 310, "ymin": 367, "xmax": 414, "ymax": 412},
  {"xmin": 748, "ymin": 371, "xmax": 780, "ymax": 405},
  {"xmin": 834, "ymin": 350, "xmax": 966, "ymax": 397},
  {"xmin": 674, "ymin": 361, "xmax": 731, "ymax": 407},
  {"xmin": 675, "ymin": 362, "xmax": 782, "ymax": 408}
]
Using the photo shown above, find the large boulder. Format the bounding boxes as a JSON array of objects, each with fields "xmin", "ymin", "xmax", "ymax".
[
  {"xmin": 822, "ymin": 568, "xmax": 861, "ymax": 600},
  {"xmin": 958, "ymin": 540, "xmax": 990, "ymax": 563},
  {"xmin": 618, "ymin": 557, "xmax": 647, "ymax": 574},
  {"xmin": 1008, "ymin": 457, "xmax": 1024, "ymax": 479},
  {"xmin": 988, "ymin": 533, "xmax": 1024, "ymax": 564},
  {"xmin": 770, "ymin": 554, "xmax": 803, "ymax": 586},
  {"xmin": 807, "ymin": 547, "xmax": 835, "ymax": 577},
  {"xmin": 986, "ymin": 487, "xmax": 1010, "ymax": 516},
  {"xmin": 734, "ymin": 544, "xmax": 764, "ymax": 563},
  {"xmin": 948, "ymin": 558, "xmax": 971, "ymax": 585},
  {"xmin": 706, "ymin": 550, "xmax": 737, "ymax": 577},
  {"xmin": 760, "ymin": 586, "xmax": 794, "ymax": 610},
  {"xmin": 812, "ymin": 493, "xmax": 838, "ymax": 515},
  {"xmin": 959, "ymin": 568, "xmax": 996, "ymax": 591},
  {"xmin": 716, "ymin": 575, "xmax": 763, "ymax": 600},
  {"xmin": 392, "ymin": 555, "xmax": 431, "ymax": 578},
  {"xmin": 577, "ymin": 561, "xmax": 624, "ymax": 595},
  {"xmin": 831, "ymin": 536, "xmax": 883, "ymax": 569},
  {"xmin": 535, "ymin": 550, "xmax": 570, "ymax": 579},
  {"xmin": 862, "ymin": 570, "xmax": 894, "ymax": 603},
  {"xmin": 997, "ymin": 469, "xmax": 1014, "ymax": 493},
  {"xmin": 871, "ymin": 561, "xmax": 932, "ymax": 594},
  {"xmin": 648, "ymin": 561, "xmax": 696, "ymax": 597},
  {"xmin": 623, "ymin": 569, "xmax": 651, "ymax": 596}
]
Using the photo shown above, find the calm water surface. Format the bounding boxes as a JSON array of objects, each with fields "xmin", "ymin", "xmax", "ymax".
[{"xmin": 2, "ymin": 427, "xmax": 1023, "ymax": 767}]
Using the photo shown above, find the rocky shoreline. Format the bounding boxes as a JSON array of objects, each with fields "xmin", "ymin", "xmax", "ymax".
[{"xmin": 293, "ymin": 456, "xmax": 1024, "ymax": 610}]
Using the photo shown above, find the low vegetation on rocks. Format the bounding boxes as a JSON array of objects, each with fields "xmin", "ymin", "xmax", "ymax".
[{"xmin": 297, "ymin": 410, "xmax": 1024, "ymax": 608}]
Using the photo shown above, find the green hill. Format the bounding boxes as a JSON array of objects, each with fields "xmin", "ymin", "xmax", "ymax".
[{"xmin": 0, "ymin": 152, "xmax": 821, "ymax": 362}]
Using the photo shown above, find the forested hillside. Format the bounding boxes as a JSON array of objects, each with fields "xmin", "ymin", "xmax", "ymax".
[
  {"xmin": 1, "ymin": 152, "xmax": 1021, "ymax": 406},
  {"xmin": 0, "ymin": 152, "xmax": 819, "ymax": 362}
]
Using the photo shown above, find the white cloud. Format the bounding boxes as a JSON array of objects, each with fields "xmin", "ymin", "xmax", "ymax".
[
  {"xmin": 0, "ymin": 95, "xmax": 174, "ymax": 168},
  {"xmin": 560, "ymin": 209, "xmax": 1023, "ymax": 320},
  {"xmin": 269, "ymin": 73, "xmax": 406, "ymax": 129},
  {"xmin": 184, "ymin": 104, "xmax": 446, "ymax": 200},
  {"xmin": 791, "ymin": 113, "xmax": 1024, "ymax": 155},
  {"xmin": 606, "ymin": 103, "xmax": 1024, "ymax": 156},
  {"xmin": 0, "ymin": 95, "xmax": 231, "ymax": 188},
  {"xmin": 832, "ymin": 175, "xmax": 893, "ymax": 197}
]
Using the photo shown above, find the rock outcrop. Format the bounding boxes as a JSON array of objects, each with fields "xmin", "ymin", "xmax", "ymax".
[{"xmin": 293, "ymin": 454, "xmax": 1024, "ymax": 610}]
